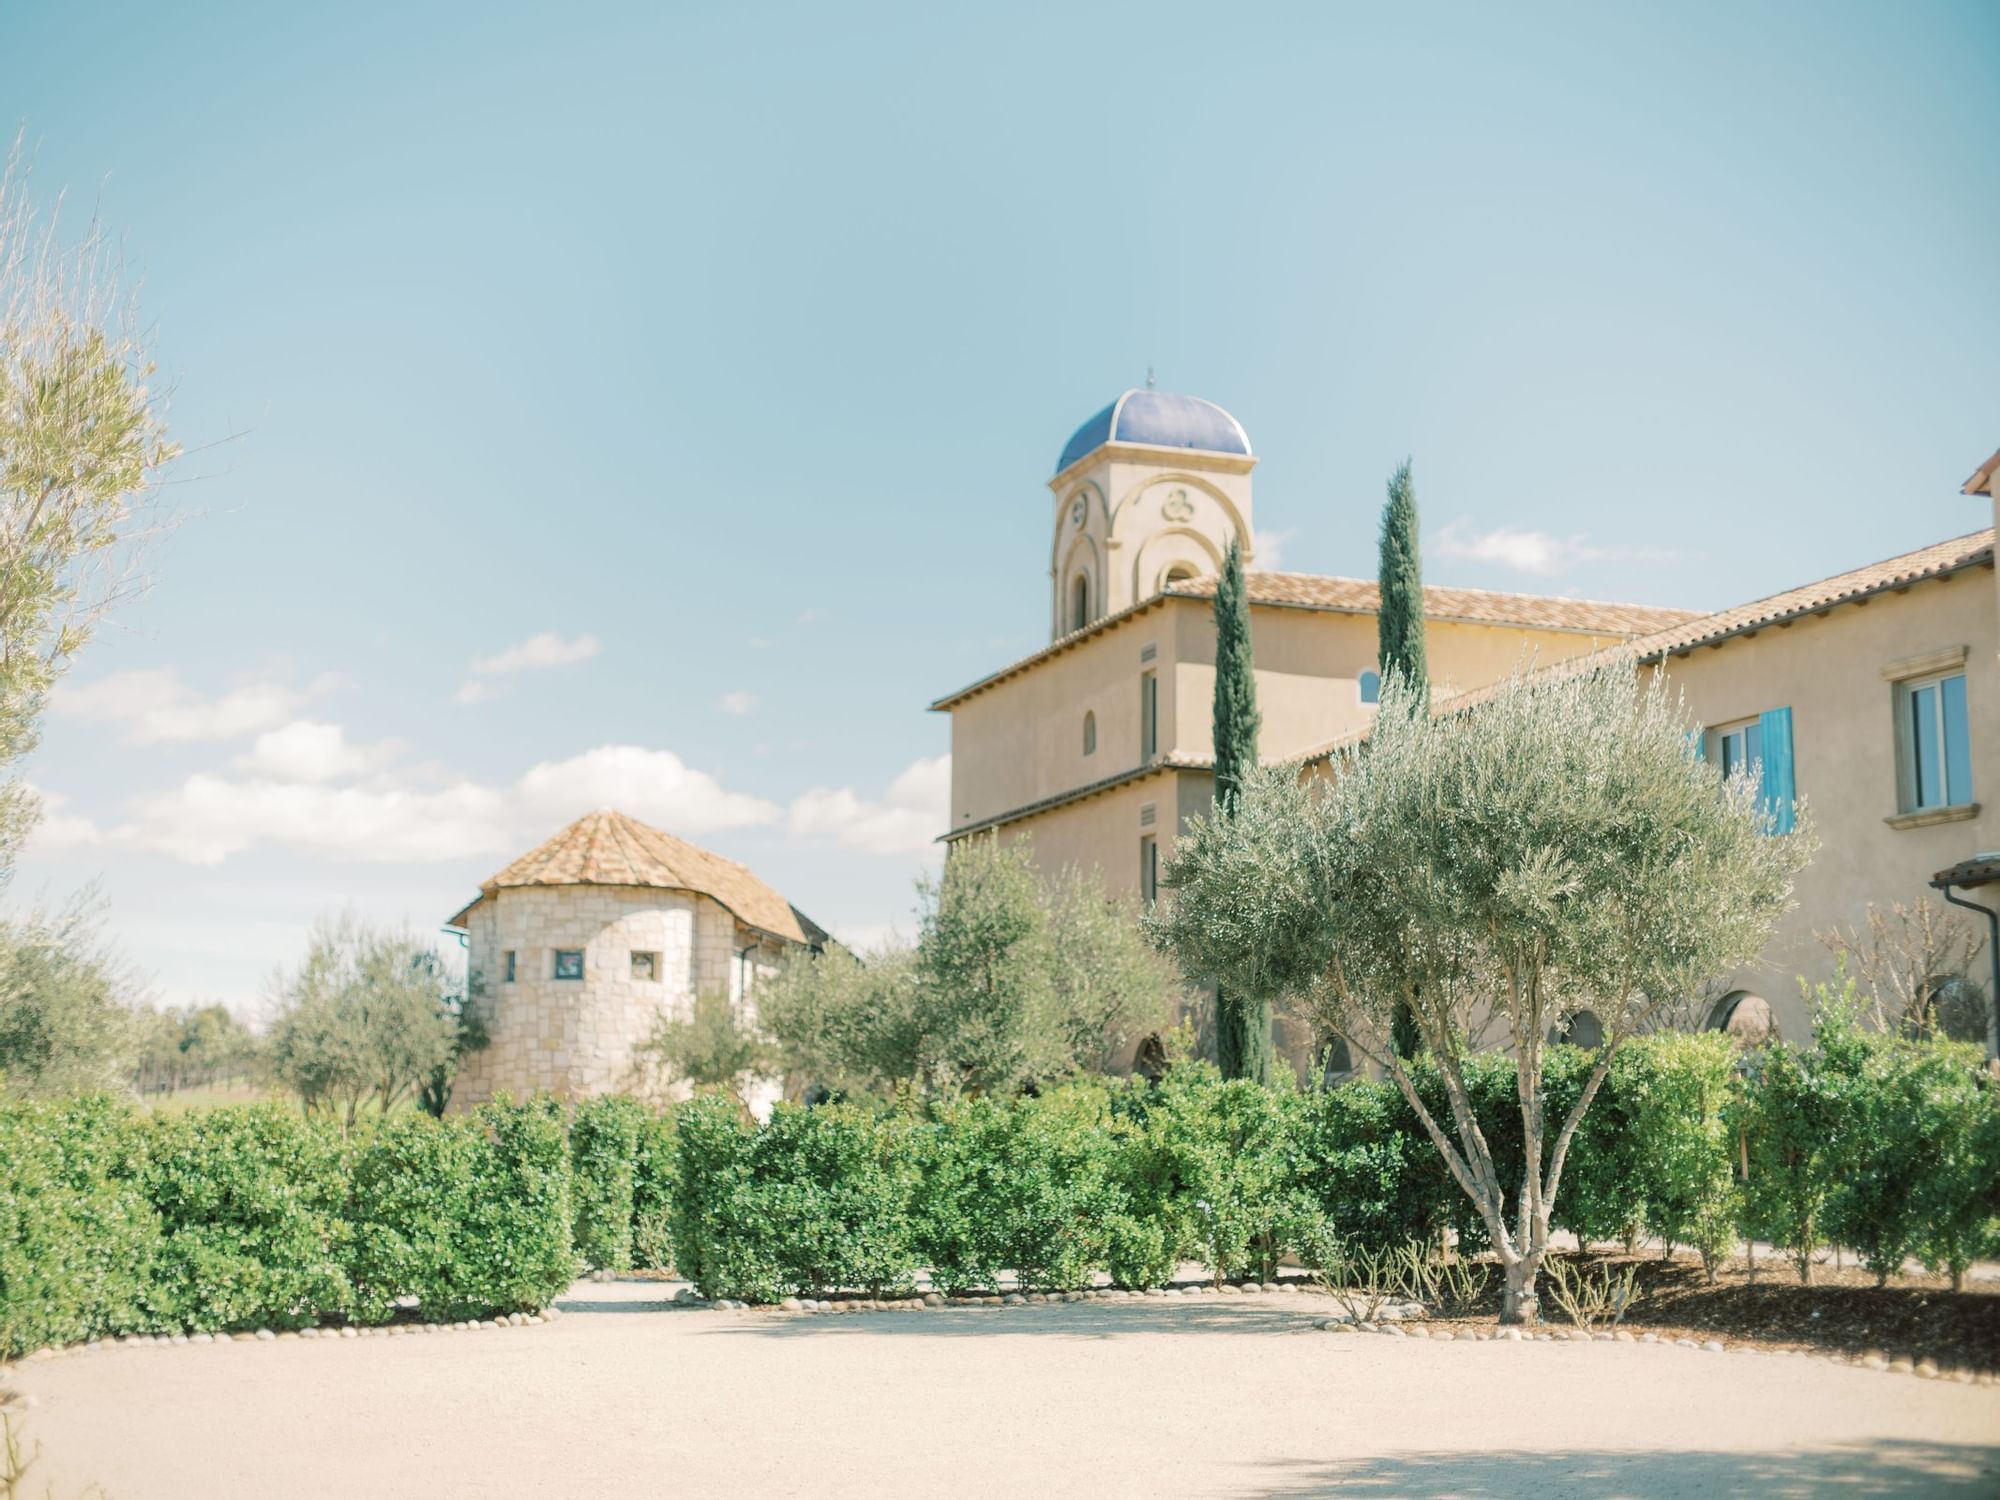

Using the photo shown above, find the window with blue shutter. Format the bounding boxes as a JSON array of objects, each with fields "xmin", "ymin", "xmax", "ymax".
[
  {"xmin": 1758, "ymin": 706, "xmax": 1796, "ymax": 835},
  {"xmin": 1708, "ymin": 709, "xmax": 1796, "ymax": 835}
]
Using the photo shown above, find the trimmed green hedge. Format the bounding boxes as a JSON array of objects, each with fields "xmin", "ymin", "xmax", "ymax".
[
  {"xmin": 570, "ymin": 1095, "xmax": 645, "ymax": 1273},
  {"xmin": 5, "ymin": 1017, "xmax": 1995, "ymax": 1347},
  {"xmin": 347, "ymin": 1098, "xmax": 575, "ymax": 1322},
  {"xmin": 0, "ymin": 1096, "xmax": 580, "ymax": 1355},
  {"xmin": 668, "ymin": 1027, "xmax": 2000, "ymax": 1300}
]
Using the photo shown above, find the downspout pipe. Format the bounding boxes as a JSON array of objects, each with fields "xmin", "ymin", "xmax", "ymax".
[{"xmin": 1932, "ymin": 878, "xmax": 2000, "ymax": 1065}]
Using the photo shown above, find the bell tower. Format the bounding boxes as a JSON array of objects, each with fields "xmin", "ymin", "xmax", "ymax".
[{"xmin": 1047, "ymin": 390, "xmax": 1257, "ymax": 640}]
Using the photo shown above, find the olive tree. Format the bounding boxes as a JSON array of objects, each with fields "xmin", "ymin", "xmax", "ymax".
[
  {"xmin": 758, "ymin": 838, "xmax": 1176, "ymax": 1098},
  {"xmin": 1, "ymin": 144, "xmax": 178, "ymax": 873},
  {"xmin": 268, "ymin": 914, "xmax": 469, "ymax": 1129},
  {"xmin": 1154, "ymin": 666, "xmax": 1810, "ymax": 1323}
]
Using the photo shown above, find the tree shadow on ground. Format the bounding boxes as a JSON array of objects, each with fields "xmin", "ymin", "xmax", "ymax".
[
  {"xmin": 677, "ymin": 1301, "xmax": 1336, "ymax": 1341},
  {"xmin": 1243, "ymin": 1440, "xmax": 2000, "ymax": 1498}
]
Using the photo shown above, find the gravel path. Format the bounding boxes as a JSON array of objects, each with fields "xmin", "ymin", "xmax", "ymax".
[{"xmin": 10, "ymin": 1280, "xmax": 1998, "ymax": 1499}]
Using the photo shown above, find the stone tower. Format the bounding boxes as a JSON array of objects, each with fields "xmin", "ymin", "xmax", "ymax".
[{"xmin": 1047, "ymin": 389, "xmax": 1257, "ymax": 641}]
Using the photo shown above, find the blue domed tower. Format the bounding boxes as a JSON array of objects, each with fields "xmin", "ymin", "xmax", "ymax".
[{"xmin": 1048, "ymin": 389, "xmax": 1257, "ymax": 640}]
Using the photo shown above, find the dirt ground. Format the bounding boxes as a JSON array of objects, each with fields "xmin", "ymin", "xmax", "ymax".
[{"xmin": 9, "ymin": 1280, "xmax": 1999, "ymax": 1500}]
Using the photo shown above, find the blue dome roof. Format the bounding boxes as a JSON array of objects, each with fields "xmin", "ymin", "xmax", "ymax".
[{"xmin": 1055, "ymin": 390, "xmax": 1252, "ymax": 474}]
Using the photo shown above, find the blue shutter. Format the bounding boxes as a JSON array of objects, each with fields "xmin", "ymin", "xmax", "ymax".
[{"xmin": 1758, "ymin": 706, "xmax": 1796, "ymax": 835}]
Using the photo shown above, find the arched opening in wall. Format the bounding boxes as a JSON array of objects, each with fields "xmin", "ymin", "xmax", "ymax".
[
  {"xmin": 1706, "ymin": 990, "xmax": 1778, "ymax": 1049},
  {"xmin": 1133, "ymin": 1033, "xmax": 1168, "ymax": 1084},
  {"xmin": 1921, "ymin": 975, "xmax": 1987, "ymax": 1045},
  {"xmin": 1160, "ymin": 563, "xmax": 1197, "ymax": 590},
  {"xmin": 1549, "ymin": 1009, "xmax": 1604, "ymax": 1049},
  {"xmin": 1359, "ymin": 670, "xmax": 1381, "ymax": 705},
  {"xmin": 1082, "ymin": 710, "xmax": 1096, "ymax": 756},
  {"xmin": 1319, "ymin": 1035, "xmax": 1355, "ymax": 1087},
  {"xmin": 1070, "ymin": 573, "xmax": 1090, "ymax": 632}
]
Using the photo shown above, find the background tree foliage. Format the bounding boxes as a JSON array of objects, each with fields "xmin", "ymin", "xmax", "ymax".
[
  {"xmin": 1154, "ymin": 665, "xmax": 1810, "ymax": 1322},
  {"xmin": 643, "ymin": 989, "xmax": 776, "ymax": 1114},
  {"xmin": 267, "ymin": 914, "xmax": 478, "ymax": 1128},
  {"xmin": 131, "ymin": 1001, "xmax": 263, "ymax": 1096},
  {"xmin": 0, "ymin": 893, "xmax": 134, "ymax": 1095},
  {"xmin": 756, "ymin": 838, "xmax": 1176, "ymax": 1099}
]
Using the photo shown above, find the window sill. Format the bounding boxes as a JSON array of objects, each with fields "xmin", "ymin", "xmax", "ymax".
[{"xmin": 1883, "ymin": 802, "xmax": 1980, "ymax": 831}]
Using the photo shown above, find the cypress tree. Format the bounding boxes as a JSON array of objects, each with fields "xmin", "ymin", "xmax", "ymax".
[
  {"xmin": 1377, "ymin": 458, "xmax": 1430, "ymax": 712},
  {"xmin": 1211, "ymin": 537, "xmax": 1272, "ymax": 1083},
  {"xmin": 1377, "ymin": 459, "xmax": 1427, "ymax": 1060}
]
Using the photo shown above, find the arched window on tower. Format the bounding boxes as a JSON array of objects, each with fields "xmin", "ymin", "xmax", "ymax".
[
  {"xmin": 1359, "ymin": 670, "xmax": 1381, "ymax": 705},
  {"xmin": 1161, "ymin": 563, "xmax": 1196, "ymax": 590},
  {"xmin": 1070, "ymin": 573, "xmax": 1090, "ymax": 633},
  {"xmin": 1083, "ymin": 711, "xmax": 1097, "ymax": 757}
]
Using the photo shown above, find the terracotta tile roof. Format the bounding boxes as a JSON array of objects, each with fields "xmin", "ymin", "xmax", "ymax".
[
  {"xmin": 447, "ymin": 809, "xmax": 819, "ymax": 945},
  {"xmin": 1623, "ymin": 528, "xmax": 1994, "ymax": 663},
  {"xmin": 930, "ymin": 572, "xmax": 1696, "ymax": 710},
  {"xmin": 1201, "ymin": 571, "xmax": 1701, "ymax": 637},
  {"xmin": 1299, "ymin": 527, "xmax": 1999, "ymax": 752}
]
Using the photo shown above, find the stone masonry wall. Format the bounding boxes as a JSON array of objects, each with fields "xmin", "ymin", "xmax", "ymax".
[{"xmin": 451, "ymin": 884, "xmax": 784, "ymax": 1111}]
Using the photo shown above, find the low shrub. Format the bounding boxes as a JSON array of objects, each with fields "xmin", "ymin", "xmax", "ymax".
[
  {"xmin": 672, "ymin": 1094, "xmax": 916, "ymax": 1300},
  {"xmin": 346, "ymin": 1098, "xmax": 575, "ymax": 1321},
  {"xmin": 916, "ymin": 1088, "xmax": 1123, "ymax": 1292},
  {"xmin": 141, "ymin": 1104, "xmax": 351, "ymax": 1332},
  {"xmin": 0, "ymin": 1095, "xmax": 156, "ymax": 1355},
  {"xmin": 631, "ymin": 1109, "xmax": 679, "ymax": 1272},
  {"xmin": 570, "ymin": 1094, "xmax": 645, "ymax": 1273}
]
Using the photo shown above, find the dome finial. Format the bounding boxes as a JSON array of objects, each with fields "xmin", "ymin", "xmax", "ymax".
[{"xmin": 1145, "ymin": 363, "xmax": 1156, "ymax": 391}]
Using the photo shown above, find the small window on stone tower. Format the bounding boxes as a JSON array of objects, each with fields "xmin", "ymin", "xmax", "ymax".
[
  {"xmin": 503, "ymin": 950, "xmax": 517, "ymax": 984},
  {"xmin": 630, "ymin": 951, "xmax": 660, "ymax": 982},
  {"xmin": 1359, "ymin": 670, "xmax": 1381, "ymax": 705},
  {"xmin": 1070, "ymin": 573, "xmax": 1090, "ymax": 632},
  {"xmin": 1083, "ymin": 711, "xmax": 1096, "ymax": 756},
  {"xmin": 553, "ymin": 949, "xmax": 584, "ymax": 981}
]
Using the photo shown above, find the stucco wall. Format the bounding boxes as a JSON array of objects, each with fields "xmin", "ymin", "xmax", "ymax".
[
  {"xmin": 453, "ymin": 884, "xmax": 786, "ymax": 1112},
  {"xmin": 948, "ymin": 596, "xmax": 1665, "ymax": 835},
  {"xmin": 1658, "ymin": 560, "xmax": 1998, "ymax": 1040}
]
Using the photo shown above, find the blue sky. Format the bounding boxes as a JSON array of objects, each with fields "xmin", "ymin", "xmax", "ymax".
[{"xmin": 6, "ymin": 1, "xmax": 1997, "ymax": 1011}]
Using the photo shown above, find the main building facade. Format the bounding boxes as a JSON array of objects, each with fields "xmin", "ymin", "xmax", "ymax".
[{"xmin": 932, "ymin": 391, "xmax": 1998, "ymax": 1059}]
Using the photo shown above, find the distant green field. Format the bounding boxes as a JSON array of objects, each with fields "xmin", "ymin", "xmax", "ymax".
[{"xmin": 138, "ymin": 1083, "xmax": 295, "ymax": 1115}]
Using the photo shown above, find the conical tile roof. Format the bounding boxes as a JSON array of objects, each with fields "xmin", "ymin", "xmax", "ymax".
[{"xmin": 449, "ymin": 809, "xmax": 819, "ymax": 946}]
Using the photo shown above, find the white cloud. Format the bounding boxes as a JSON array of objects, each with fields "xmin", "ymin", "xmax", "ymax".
[
  {"xmin": 51, "ymin": 736, "xmax": 780, "ymax": 867},
  {"xmin": 718, "ymin": 690, "xmax": 758, "ymax": 717},
  {"xmin": 52, "ymin": 669, "xmax": 310, "ymax": 744},
  {"xmin": 1430, "ymin": 520, "xmax": 1682, "ymax": 579},
  {"xmin": 233, "ymin": 721, "xmax": 399, "ymax": 783},
  {"xmin": 22, "ymin": 785, "xmax": 103, "ymax": 854},
  {"xmin": 456, "ymin": 632, "xmax": 600, "ymax": 704},
  {"xmin": 788, "ymin": 754, "xmax": 949, "ymax": 856},
  {"xmin": 1252, "ymin": 528, "xmax": 1295, "ymax": 571},
  {"xmin": 118, "ymin": 776, "xmax": 509, "ymax": 866},
  {"xmin": 1431, "ymin": 521, "xmax": 1592, "ymax": 576},
  {"xmin": 470, "ymin": 632, "xmax": 601, "ymax": 676},
  {"xmin": 514, "ymin": 745, "xmax": 782, "ymax": 834}
]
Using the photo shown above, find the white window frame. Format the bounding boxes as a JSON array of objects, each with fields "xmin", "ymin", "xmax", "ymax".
[
  {"xmin": 1894, "ymin": 668, "xmax": 1973, "ymax": 813},
  {"xmin": 1711, "ymin": 716, "xmax": 1764, "ymax": 789}
]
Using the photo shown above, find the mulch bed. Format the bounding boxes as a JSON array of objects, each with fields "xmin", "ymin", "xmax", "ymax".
[{"xmin": 1423, "ymin": 1251, "xmax": 2000, "ymax": 1372}]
